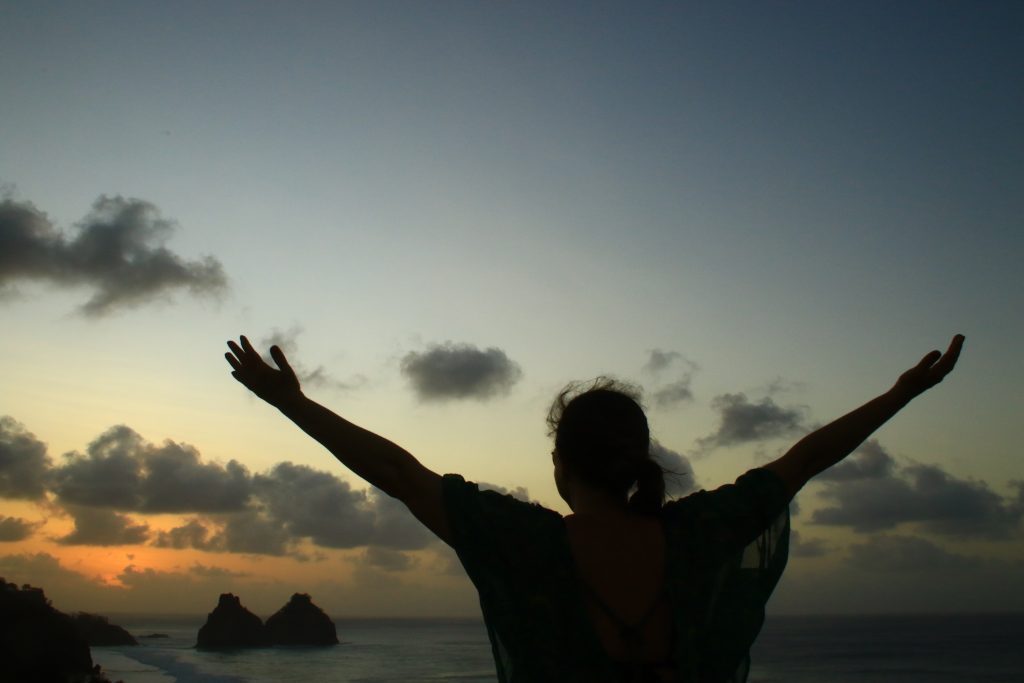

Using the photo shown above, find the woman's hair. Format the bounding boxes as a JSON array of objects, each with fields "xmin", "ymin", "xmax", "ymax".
[{"xmin": 546, "ymin": 377, "xmax": 665, "ymax": 514}]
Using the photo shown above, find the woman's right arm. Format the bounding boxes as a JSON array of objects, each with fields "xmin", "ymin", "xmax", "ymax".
[
  {"xmin": 225, "ymin": 336, "xmax": 452, "ymax": 544},
  {"xmin": 764, "ymin": 334, "xmax": 964, "ymax": 498}
]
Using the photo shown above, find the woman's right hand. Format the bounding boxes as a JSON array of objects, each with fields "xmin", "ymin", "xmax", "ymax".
[
  {"xmin": 225, "ymin": 335, "xmax": 303, "ymax": 407},
  {"xmin": 892, "ymin": 334, "xmax": 965, "ymax": 400}
]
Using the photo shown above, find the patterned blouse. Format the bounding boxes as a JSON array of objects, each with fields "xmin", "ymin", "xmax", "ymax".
[{"xmin": 442, "ymin": 467, "xmax": 791, "ymax": 683}]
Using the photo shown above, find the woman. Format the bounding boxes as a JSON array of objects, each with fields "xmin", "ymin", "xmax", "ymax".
[{"xmin": 225, "ymin": 334, "xmax": 964, "ymax": 682}]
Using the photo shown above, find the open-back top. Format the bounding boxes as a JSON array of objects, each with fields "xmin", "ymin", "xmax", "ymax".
[{"xmin": 442, "ymin": 467, "xmax": 791, "ymax": 682}]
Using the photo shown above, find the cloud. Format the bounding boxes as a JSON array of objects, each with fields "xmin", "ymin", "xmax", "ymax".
[
  {"xmin": 259, "ymin": 327, "xmax": 365, "ymax": 391},
  {"xmin": 697, "ymin": 393, "xmax": 807, "ymax": 449},
  {"xmin": 152, "ymin": 519, "xmax": 220, "ymax": 551},
  {"xmin": 816, "ymin": 440, "xmax": 895, "ymax": 482},
  {"xmin": 812, "ymin": 459, "xmax": 1023, "ymax": 539},
  {"xmin": 0, "ymin": 196, "xmax": 227, "ymax": 315},
  {"xmin": 252, "ymin": 463, "xmax": 376, "ymax": 549},
  {"xmin": 8, "ymin": 417, "xmax": 441, "ymax": 555},
  {"xmin": 788, "ymin": 528, "xmax": 830, "ymax": 558},
  {"xmin": 0, "ymin": 516, "xmax": 36, "ymax": 542},
  {"xmin": 0, "ymin": 417, "xmax": 52, "ymax": 499},
  {"xmin": 188, "ymin": 563, "xmax": 248, "ymax": 579},
  {"xmin": 52, "ymin": 425, "xmax": 252, "ymax": 513},
  {"xmin": 401, "ymin": 342, "xmax": 522, "ymax": 401},
  {"xmin": 359, "ymin": 547, "xmax": 417, "ymax": 572},
  {"xmin": 643, "ymin": 350, "xmax": 682, "ymax": 375},
  {"xmin": 55, "ymin": 507, "xmax": 150, "ymax": 546},
  {"xmin": 650, "ymin": 441, "xmax": 697, "ymax": 499},
  {"xmin": 643, "ymin": 350, "xmax": 698, "ymax": 408}
]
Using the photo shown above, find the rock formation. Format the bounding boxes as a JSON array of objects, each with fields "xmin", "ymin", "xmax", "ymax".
[
  {"xmin": 196, "ymin": 593, "xmax": 270, "ymax": 649},
  {"xmin": 265, "ymin": 593, "xmax": 338, "ymax": 646},
  {"xmin": 1, "ymin": 577, "xmax": 118, "ymax": 683},
  {"xmin": 72, "ymin": 612, "xmax": 138, "ymax": 646}
]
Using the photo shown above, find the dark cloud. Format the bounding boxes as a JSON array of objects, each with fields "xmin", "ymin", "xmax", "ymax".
[
  {"xmin": 650, "ymin": 441, "xmax": 697, "ymax": 499},
  {"xmin": 0, "ymin": 417, "xmax": 52, "ymax": 499},
  {"xmin": 0, "ymin": 516, "xmax": 36, "ymax": 542},
  {"xmin": 189, "ymin": 563, "xmax": 248, "ymax": 579},
  {"xmin": 651, "ymin": 381, "xmax": 695, "ymax": 408},
  {"xmin": 153, "ymin": 520, "xmax": 220, "ymax": 551},
  {"xmin": 53, "ymin": 425, "xmax": 252, "ymax": 513},
  {"xmin": 260, "ymin": 327, "xmax": 365, "ymax": 391},
  {"xmin": 0, "ymin": 196, "xmax": 227, "ymax": 315},
  {"xmin": 816, "ymin": 440, "xmax": 895, "ymax": 482},
  {"xmin": 643, "ymin": 350, "xmax": 682, "ymax": 375},
  {"xmin": 253, "ymin": 463, "xmax": 375, "ymax": 549},
  {"xmin": 56, "ymin": 507, "xmax": 150, "ymax": 546},
  {"xmin": 789, "ymin": 528, "xmax": 830, "ymax": 558},
  {"xmin": 368, "ymin": 489, "xmax": 434, "ymax": 550},
  {"xmin": 401, "ymin": 342, "xmax": 522, "ymax": 401},
  {"xmin": 812, "ymin": 460, "xmax": 1023, "ymax": 539},
  {"xmin": 359, "ymin": 547, "xmax": 417, "ymax": 572},
  {"xmin": 643, "ymin": 351, "xmax": 698, "ymax": 408},
  {"xmin": 697, "ymin": 393, "xmax": 807, "ymax": 449}
]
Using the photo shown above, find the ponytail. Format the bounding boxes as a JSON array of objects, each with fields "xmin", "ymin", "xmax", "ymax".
[{"xmin": 628, "ymin": 457, "xmax": 666, "ymax": 515}]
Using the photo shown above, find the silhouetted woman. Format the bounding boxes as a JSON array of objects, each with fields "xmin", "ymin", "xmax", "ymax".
[{"xmin": 225, "ymin": 334, "xmax": 964, "ymax": 682}]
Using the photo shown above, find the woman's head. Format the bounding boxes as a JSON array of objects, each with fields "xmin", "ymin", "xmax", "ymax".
[{"xmin": 547, "ymin": 377, "xmax": 665, "ymax": 514}]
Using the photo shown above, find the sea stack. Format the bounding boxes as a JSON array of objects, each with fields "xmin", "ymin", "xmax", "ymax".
[
  {"xmin": 266, "ymin": 593, "xmax": 338, "ymax": 646},
  {"xmin": 196, "ymin": 593, "xmax": 270, "ymax": 649}
]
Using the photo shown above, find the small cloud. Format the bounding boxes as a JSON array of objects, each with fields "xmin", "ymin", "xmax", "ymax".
[
  {"xmin": 643, "ymin": 350, "xmax": 682, "ymax": 375},
  {"xmin": 696, "ymin": 393, "xmax": 807, "ymax": 450},
  {"xmin": 643, "ymin": 350, "xmax": 698, "ymax": 408},
  {"xmin": 401, "ymin": 342, "xmax": 522, "ymax": 401},
  {"xmin": 55, "ymin": 507, "xmax": 149, "ymax": 546},
  {"xmin": 259, "ymin": 327, "xmax": 364, "ymax": 391},
  {"xmin": 0, "ymin": 416, "xmax": 52, "ymax": 500},
  {"xmin": 153, "ymin": 520, "xmax": 220, "ymax": 551},
  {"xmin": 0, "ymin": 196, "xmax": 227, "ymax": 315},
  {"xmin": 0, "ymin": 516, "xmax": 37, "ymax": 542}
]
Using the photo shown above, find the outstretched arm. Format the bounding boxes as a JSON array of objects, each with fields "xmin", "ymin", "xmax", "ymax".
[
  {"xmin": 764, "ymin": 334, "xmax": 964, "ymax": 498},
  {"xmin": 225, "ymin": 336, "xmax": 451, "ymax": 543}
]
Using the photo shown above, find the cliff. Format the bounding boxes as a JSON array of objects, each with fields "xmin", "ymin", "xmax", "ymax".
[{"xmin": 0, "ymin": 577, "xmax": 118, "ymax": 683}]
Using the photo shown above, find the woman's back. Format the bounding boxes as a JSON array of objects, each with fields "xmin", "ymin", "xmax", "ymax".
[{"xmin": 565, "ymin": 512, "xmax": 673, "ymax": 667}]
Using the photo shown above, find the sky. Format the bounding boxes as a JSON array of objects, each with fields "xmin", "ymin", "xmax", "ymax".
[{"xmin": 1, "ymin": 1, "xmax": 1022, "ymax": 618}]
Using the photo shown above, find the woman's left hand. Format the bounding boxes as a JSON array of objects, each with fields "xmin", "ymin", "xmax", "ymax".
[{"xmin": 225, "ymin": 335, "xmax": 303, "ymax": 407}]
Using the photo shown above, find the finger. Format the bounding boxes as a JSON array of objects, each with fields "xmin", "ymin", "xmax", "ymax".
[
  {"xmin": 269, "ymin": 345, "xmax": 296, "ymax": 376},
  {"xmin": 240, "ymin": 335, "xmax": 258, "ymax": 357},
  {"xmin": 224, "ymin": 352, "xmax": 242, "ymax": 371},
  {"xmin": 915, "ymin": 350, "xmax": 942, "ymax": 371},
  {"xmin": 934, "ymin": 334, "xmax": 965, "ymax": 376}
]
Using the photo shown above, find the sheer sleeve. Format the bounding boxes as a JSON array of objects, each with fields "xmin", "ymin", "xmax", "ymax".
[{"xmin": 663, "ymin": 468, "xmax": 792, "ymax": 683}]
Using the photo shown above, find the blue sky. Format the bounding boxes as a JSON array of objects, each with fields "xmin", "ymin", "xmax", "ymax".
[{"xmin": 1, "ymin": 1, "xmax": 1021, "ymax": 616}]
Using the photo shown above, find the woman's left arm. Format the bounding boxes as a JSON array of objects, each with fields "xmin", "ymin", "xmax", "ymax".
[
  {"xmin": 764, "ymin": 334, "xmax": 964, "ymax": 498},
  {"xmin": 225, "ymin": 336, "xmax": 451, "ymax": 543}
]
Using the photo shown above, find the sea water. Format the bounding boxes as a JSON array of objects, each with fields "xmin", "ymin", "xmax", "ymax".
[{"xmin": 91, "ymin": 614, "xmax": 1024, "ymax": 682}]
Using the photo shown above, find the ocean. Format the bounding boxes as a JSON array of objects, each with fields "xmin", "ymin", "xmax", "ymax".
[{"xmin": 90, "ymin": 614, "xmax": 1024, "ymax": 682}]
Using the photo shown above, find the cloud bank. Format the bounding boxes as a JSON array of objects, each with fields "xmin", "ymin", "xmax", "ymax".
[
  {"xmin": 0, "ymin": 196, "xmax": 226, "ymax": 315},
  {"xmin": 811, "ymin": 442, "xmax": 1024, "ymax": 539},
  {"xmin": 401, "ymin": 342, "xmax": 522, "ymax": 401}
]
